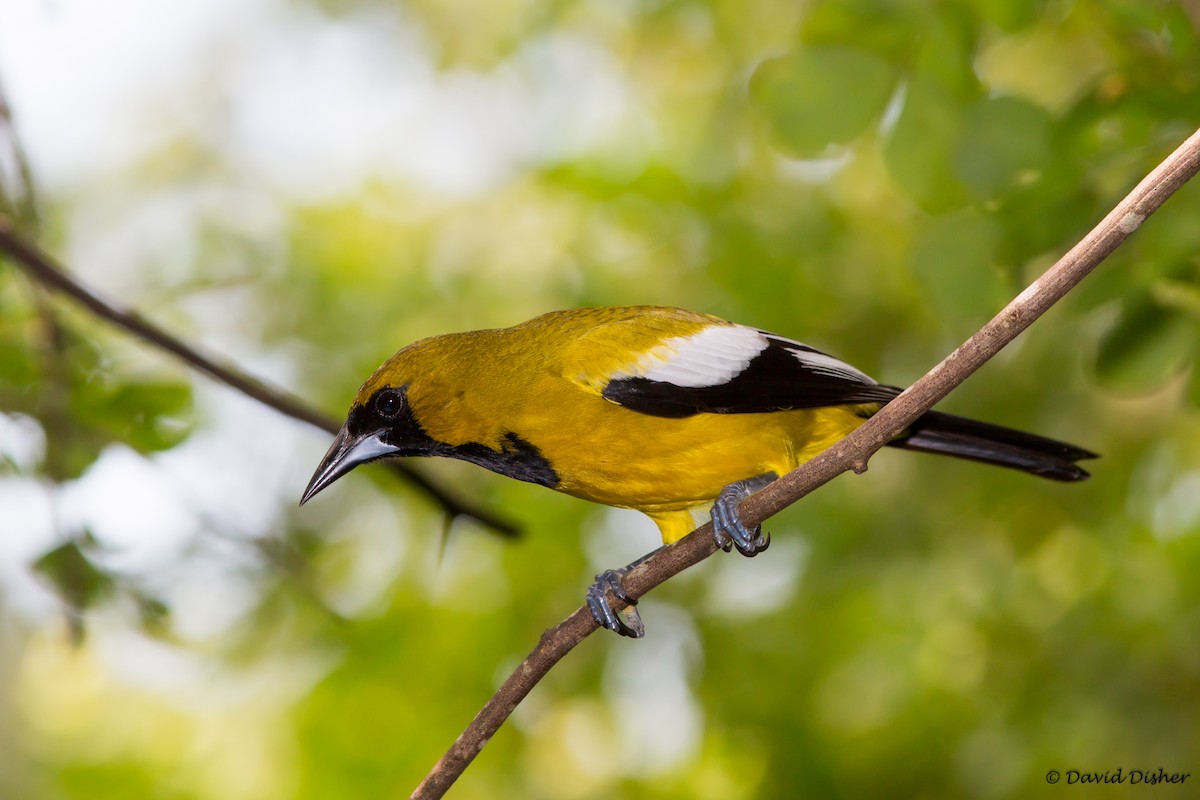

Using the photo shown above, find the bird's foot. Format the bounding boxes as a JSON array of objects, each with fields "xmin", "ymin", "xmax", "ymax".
[
  {"xmin": 586, "ymin": 568, "xmax": 645, "ymax": 638},
  {"xmin": 711, "ymin": 475, "xmax": 775, "ymax": 557}
]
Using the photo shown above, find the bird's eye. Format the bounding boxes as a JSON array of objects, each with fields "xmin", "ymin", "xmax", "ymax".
[{"xmin": 375, "ymin": 390, "xmax": 404, "ymax": 419}]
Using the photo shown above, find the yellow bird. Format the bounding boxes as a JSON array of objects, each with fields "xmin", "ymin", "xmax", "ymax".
[{"xmin": 302, "ymin": 306, "xmax": 1094, "ymax": 636}]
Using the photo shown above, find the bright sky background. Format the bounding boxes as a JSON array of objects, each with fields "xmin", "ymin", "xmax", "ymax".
[{"xmin": 0, "ymin": 0, "xmax": 635, "ymax": 197}]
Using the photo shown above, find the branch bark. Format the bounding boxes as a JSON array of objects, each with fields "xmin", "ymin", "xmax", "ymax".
[
  {"xmin": 411, "ymin": 127, "xmax": 1200, "ymax": 799},
  {"xmin": 0, "ymin": 219, "xmax": 518, "ymax": 537}
]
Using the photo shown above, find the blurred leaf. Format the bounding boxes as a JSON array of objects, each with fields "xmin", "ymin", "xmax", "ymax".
[
  {"xmin": 968, "ymin": 0, "xmax": 1046, "ymax": 32},
  {"xmin": 133, "ymin": 591, "xmax": 171, "ymax": 636},
  {"xmin": 1095, "ymin": 299, "xmax": 1197, "ymax": 391},
  {"xmin": 0, "ymin": 335, "xmax": 38, "ymax": 386},
  {"xmin": 0, "ymin": 281, "xmax": 46, "ymax": 398},
  {"xmin": 799, "ymin": 0, "xmax": 927, "ymax": 65},
  {"xmin": 953, "ymin": 95, "xmax": 1054, "ymax": 201},
  {"xmin": 988, "ymin": 157, "xmax": 1092, "ymax": 267},
  {"xmin": 883, "ymin": 77, "xmax": 969, "ymax": 212},
  {"xmin": 910, "ymin": 3, "xmax": 981, "ymax": 102},
  {"xmin": 1103, "ymin": 1, "xmax": 1200, "ymax": 60},
  {"xmin": 750, "ymin": 46, "xmax": 898, "ymax": 158},
  {"xmin": 70, "ymin": 379, "xmax": 193, "ymax": 454},
  {"xmin": 33, "ymin": 536, "xmax": 116, "ymax": 639},
  {"xmin": 910, "ymin": 209, "xmax": 1007, "ymax": 322},
  {"xmin": 1151, "ymin": 278, "xmax": 1200, "ymax": 320}
]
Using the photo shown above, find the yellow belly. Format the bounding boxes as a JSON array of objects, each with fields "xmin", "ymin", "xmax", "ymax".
[{"xmin": 521, "ymin": 395, "xmax": 870, "ymax": 542}]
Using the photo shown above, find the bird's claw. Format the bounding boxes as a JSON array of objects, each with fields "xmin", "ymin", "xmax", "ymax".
[
  {"xmin": 711, "ymin": 478, "xmax": 772, "ymax": 557},
  {"xmin": 586, "ymin": 569, "xmax": 645, "ymax": 638}
]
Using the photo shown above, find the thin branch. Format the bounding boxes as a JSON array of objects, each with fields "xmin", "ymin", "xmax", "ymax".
[
  {"xmin": 412, "ymin": 128, "xmax": 1200, "ymax": 799},
  {"xmin": 0, "ymin": 219, "xmax": 518, "ymax": 537},
  {"xmin": 0, "ymin": 72, "xmax": 40, "ymax": 230}
]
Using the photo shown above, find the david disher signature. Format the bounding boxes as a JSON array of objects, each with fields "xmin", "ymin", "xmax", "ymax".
[{"xmin": 1045, "ymin": 768, "xmax": 1191, "ymax": 785}]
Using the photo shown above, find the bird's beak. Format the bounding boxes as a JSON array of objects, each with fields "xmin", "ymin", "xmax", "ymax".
[{"xmin": 300, "ymin": 425, "xmax": 401, "ymax": 505}]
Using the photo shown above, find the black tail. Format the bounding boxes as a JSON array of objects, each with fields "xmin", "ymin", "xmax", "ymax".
[{"xmin": 886, "ymin": 411, "xmax": 1097, "ymax": 482}]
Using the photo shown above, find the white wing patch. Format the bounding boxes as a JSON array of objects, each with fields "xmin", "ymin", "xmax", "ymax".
[
  {"xmin": 766, "ymin": 334, "xmax": 877, "ymax": 385},
  {"xmin": 612, "ymin": 324, "xmax": 769, "ymax": 388}
]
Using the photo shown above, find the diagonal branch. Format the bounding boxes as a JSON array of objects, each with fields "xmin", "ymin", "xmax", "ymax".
[
  {"xmin": 0, "ymin": 73, "xmax": 40, "ymax": 229},
  {"xmin": 411, "ymin": 127, "xmax": 1200, "ymax": 799},
  {"xmin": 0, "ymin": 219, "xmax": 518, "ymax": 537}
]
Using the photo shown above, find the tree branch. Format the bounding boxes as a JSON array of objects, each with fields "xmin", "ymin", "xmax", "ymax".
[
  {"xmin": 411, "ymin": 127, "xmax": 1200, "ymax": 799},
  {"xmin": 0, "ymin": 219, "xmax": 518, "ymax": 537},
  {"xmin": 0, "ymin": 72, "xmax": 40, "ymax": 230}
]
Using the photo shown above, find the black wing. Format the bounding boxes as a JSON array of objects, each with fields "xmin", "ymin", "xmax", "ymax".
[{"xmin": 602, "ymin": 331, "xmax": 899, "ymax": 419}]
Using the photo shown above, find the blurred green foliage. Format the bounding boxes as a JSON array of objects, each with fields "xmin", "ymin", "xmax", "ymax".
[
  {"xmin": 2, "ymin": 0, "xmax": 1200, "ymax": 799},
  {"xmin": 0, "ymin": 286, "xmax": 194, "ymax": 480}
]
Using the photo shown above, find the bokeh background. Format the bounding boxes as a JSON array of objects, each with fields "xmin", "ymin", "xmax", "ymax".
[{"xmin": 2, "ymin": 1, "xmax": 1199, "ymax": 797}]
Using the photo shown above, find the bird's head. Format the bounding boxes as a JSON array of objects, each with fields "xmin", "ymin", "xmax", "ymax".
[{"xmin": 300, "ymin": 346, "xmax": 436, "ymax": 505}]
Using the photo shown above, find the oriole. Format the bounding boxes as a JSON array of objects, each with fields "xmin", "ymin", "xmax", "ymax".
[{"xmin": 301, "ymin": 306, "xmax": 1094, "ymax": 637}]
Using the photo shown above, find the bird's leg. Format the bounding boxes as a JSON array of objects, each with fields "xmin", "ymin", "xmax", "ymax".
[
  {"xmin": 586, "ymin": 546, "xmax": 666, "ymax": 639},
  {"xmin": 711, "ymin": 473, "xmax": 776, "ymax": 556},
  {"xmin": 589, "ymin": 473, "xmax": 776, "ymax": 636}
]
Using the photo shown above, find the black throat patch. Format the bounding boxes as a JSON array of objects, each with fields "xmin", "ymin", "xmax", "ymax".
[
  {"xmin": 443, "ymin": 432, "xmax": 559, "ymax": 488},
  {"xmin": 356, "ymin": 388, "xmax": 559, "ymax": 489}
]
